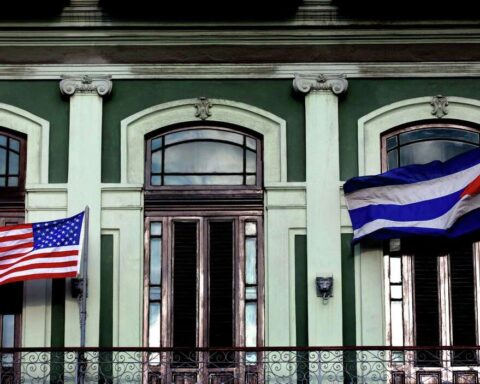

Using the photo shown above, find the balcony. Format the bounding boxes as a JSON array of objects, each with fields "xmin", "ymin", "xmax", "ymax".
[{"xmin": 1, "ymin": 346, "xmax": 480, "ymax": 383}]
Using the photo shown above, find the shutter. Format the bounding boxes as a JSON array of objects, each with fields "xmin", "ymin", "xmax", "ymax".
[
  {"xmin": 173, "ymin": 222, "xmax": 198, "ymax": 349},
  {"xmin": 449, "ymin": 240, "xmax": 477, "ymax": 365}
]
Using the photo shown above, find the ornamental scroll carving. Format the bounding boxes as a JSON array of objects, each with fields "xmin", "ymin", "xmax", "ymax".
[
  {"xmin": 430, "ymin": 95, "xmax": 448, "ymax": 118},
  {"xmin": 194, "ymin": 97, "xmax": 212, "ymax": 120},
  {"xmin": 293, "ymin": 74, "xmax": 348, "ymax": 95},
  {"xmin": 60, "ymin": 75, "xmax": 112, "ymax": 97}
]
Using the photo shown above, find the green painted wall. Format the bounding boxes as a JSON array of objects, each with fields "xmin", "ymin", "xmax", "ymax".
[
  {"xmin": 341, "ymin": 234, "xmax": 356, "ymax": 346},
  {"xmin": 0, "ymin": 81, "xmax": 69, "ymax": 183},
  {"xmin": 339, "ymin": 78, "xmax": 480, "ymax": 181},
  {"xmin": 102, "ymin": 80, "xmax": 305, "ymax": 182},
  {"xmin": 295, "ymin": 235, "xmax": 308, "ymax": 347}
]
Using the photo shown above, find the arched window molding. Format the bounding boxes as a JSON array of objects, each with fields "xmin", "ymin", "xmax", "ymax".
[
  {"xmin": 0, "ymin": 103, "xmax": 49, "ymax": 185},
  {"xmin": 120, "ymin": 98, "xmax": 287, "ymax": 186},
  {"xmin": 355, "ymin": 96, "xmax": 480, "ymax": 346},
  {"xmin": 358, "ymin": 96, "xmax": 480, "ymax": 176}
]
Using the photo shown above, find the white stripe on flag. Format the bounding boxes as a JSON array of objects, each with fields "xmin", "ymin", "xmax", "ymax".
[
  {"xmin": 346, "ymin": 162, "xmax": 480, "ymax": 210},
  {"xmin": 0, "ymin": 256, "xmax": 79, "ymax": 275},
  {"xmin": 0, "ymin": 246, "xmax": 80, "ymax": 266},
  {"xmin": 0, "ymin": 238, "xmax": 34, "ymax": 248},
  {"xmin": 354, "ymin": 193, "xmax": 480, "ymax": 239},
  {"xmin": 0, "ymin": 266, "xmax": 78, "ymax": 284},
  {"xmin": 0, "ymin": 227, "xmax": 32, "ymax": 238}
]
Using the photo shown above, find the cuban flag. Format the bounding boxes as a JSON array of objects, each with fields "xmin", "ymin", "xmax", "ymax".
[
  {"xmin": 344, "ymin": 148, "xmax": 480, "ymax": 244},
  {"xmin": 0, "ymin": 212, "xmax": 85, "ymax": 285}
]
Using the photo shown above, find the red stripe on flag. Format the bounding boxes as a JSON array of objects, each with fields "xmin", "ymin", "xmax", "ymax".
[
  {"xmin": 0, "ymin": 224, "xmax": 32, "ymax": 233},
  {"xmin": 0, "ymin": 250, "xmax": 79, "ymax": 270},
  {"xmin": 0, "ymin": 271, "xmax": 77, "ymax": 286},
  {"xmin": 0, "ymin": 241, "xmax": 34, "ymax": 253},
  {"xmin": 0, "ymin": 261, "xmax": 79, "ymax": 279},
  {"xmin": 461, "ymin": 175, "xmax": 480, "ymax": 198},
  {"xmin": 0, "ymin": 232, "xmax": 34, "ymax": 243}
]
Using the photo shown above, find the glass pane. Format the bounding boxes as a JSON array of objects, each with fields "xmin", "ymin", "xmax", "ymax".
[
  {"xmin": 245, "ymin": 238, "xmax": 257, "ymax": 285},
  {"xmin": 0, "ymin": 177, "xmax": 5, "ymax": 186},
  {"xmin": 391, "ymin": 301, "xmax": 404, "ymax": 346},
  {"xmin": 165, "ymin": 129, "xmax": 244, "ymax": 146},
  {"xmin": 150, "ymin": 286, "xmax": 161, "ymax": 301},
  {"xmin": 246, "ymin": 137, "xmax": 257, "ymax": 150},
  {"xmin": 9, "ymin": 152, "xmax": 19, "ymax": 174},
  {"xmin": 390, "ymin": 257, "xmax": 402, "ymax": 283},
  {"xmin": 246, "ymin": 175, "xmax": 256, "ymax": 185},
  {"xmin": 9, "ymin": 139, "xmax": 19, "ymax": 152},
  {"xmin": 399, "ymin": 128, "xmax": 479, "ymax": 145},
  {"xmin": 151, "ymin": 150, "xmax": 162, "ymax": 173},
  {"xmin": 245, "ymin": 302, "xmax": 257, "ymax": 347},
  {"xmin": 400, "ymin": 141, "xmax": 477, "ymax": 166},
  {"xmin": 390, "ymin": 285, "xmax": 402, "ymax": 299},
  {"xmin": 386, "ymin": 135, "xmax": 398, "ymax": 151},
  {"xmin": 151, "ymin": 175, "xmax": 161, "ymax": 185},
  {"xmin": 246, "ymin": 286, "xmax": 257, "ymax": 301},
  {"xmin": 245, "ymin": 222, "xmax": 257, "ymax": 236},
  {"xmin": 150, "ymin": 238, "xmax": 161, "ymax": 285},
  {"xmin": 165, "ymin": 142, "xmax": 243, "ymax": 173},
  {"xmin": 151, "ymin": 138, "xmax": 162, "ymax": 151},
  {"xmin": 151, "ymin": 222, "xmax": 162, "ymax": 236},
  {"xmin": 0, "ymin": 148, "xmax": 6, "ymax": 174},
  {"xmin": 0, "ymin": 135, "xmax": 6, "ymax": 147},
  {"xmin": 246, "ymin": 150, "xmax": 256, "ymax": 173},
  {"xmin": 7, "ymin": 177, "xmax": 18, "ymax": 187},
  {"xmin": 164, "ymin": 175, "xmax": 243, "ymax": 185},
  {"xmin": 387, "ymin": 150, "xmax": 398, "ymax": 170},
  {"xmin": 2, "ymin": 314, "xmax": 15, "ymax": 348},
  {"xmin": 148, "ymin": 303, "xmax": 161, "ymax": 347}
]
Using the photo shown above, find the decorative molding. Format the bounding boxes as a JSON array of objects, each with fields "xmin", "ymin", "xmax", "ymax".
[
  {"xmin": 2, "ymin": 63, "xmax": 480, "ymax": 80},
  {"xmin": 430, "ymin": 95, "xmax": 449, "ymax": 118},
  {"xmin": 194, "ymin": 97, "xmax": 212, "ymax": 120},
  {"xmin": 121, "ymin": 98, "xmax": 287, "ymax": 185},
  {"xmin": 293, "ymin": 74, "xmax": 348, "ymax": 95},
  {"xmin": 59, "ymin": 75, "xmax": 112, "ymax": 96}
]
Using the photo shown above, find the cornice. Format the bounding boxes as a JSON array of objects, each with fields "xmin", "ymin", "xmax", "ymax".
[
  {"xmin": 2, "ymin": 63, "xmax": 480, "ymax": 80},
  {"xmin": 59, "ymin": 75, "xmax": 112, "ymax": 96},
  {"xmin": 293, "ymin": 74, "xmax": 348, "ymax": 95}
]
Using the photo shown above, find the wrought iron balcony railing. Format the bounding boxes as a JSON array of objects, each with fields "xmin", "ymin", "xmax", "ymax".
[{"xmin": 1, "ymin": 346, "xmax": 480, "ymax": 383}]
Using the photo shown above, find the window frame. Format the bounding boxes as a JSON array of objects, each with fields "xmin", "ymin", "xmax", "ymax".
[
  {"xmin": 382, "ymin": 121, "xmax": 480, "ymax": 378},
  {"xmin": 144, "ymin": 124, "xmax": 263, "ymax": 203},
  {"xmin": 0, "ymin": 128, "xmax": 27, "ymax": 200}
]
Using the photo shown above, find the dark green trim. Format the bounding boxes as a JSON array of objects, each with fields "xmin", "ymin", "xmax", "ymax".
[
  {"xmin": 0, "ymin": 81, "xmax": 69, "ymax": 183},
  {"xmin": 341, "ymin": 233, "xmax": 356, "ymax": 346},
  {"xmin": 295, "ymin": 234, "xmax": 308, "ymax": 347},
  {"xmin": 99, "ymin": 234, "xmax": 114, "ymax": 347},
  {"xmin": 50, "ymin": 279, "xmax": 65, "ymax": 383},
  {"xmin": 102, "ymin": 79, "xmax": 305, "ymax": 183},
  {"xmin": 99, "ymin": 235, "xmax": 114, "ymax": 384},
  {"xmin": 50, "ymin": 279, "xmax": 65, "ymax": 347}
]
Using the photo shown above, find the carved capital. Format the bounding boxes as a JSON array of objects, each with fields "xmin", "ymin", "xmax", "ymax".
[
  {"xmin": 293, "ymin": 74, "xmax": 348, "ymax": 96},
  {"xmin": 430, "ymin": 95, "xmax": 448, "ymax": 118},
  {"xmin": 60, "ymin": 75, "xmax": 112, "ymax": 97}
]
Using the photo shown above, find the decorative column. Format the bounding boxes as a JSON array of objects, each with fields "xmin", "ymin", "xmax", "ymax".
[
  {"xmin": 293, "ymin": 74, "xmax": 348, "ymax": 346},
  {"xmin": 60, "ymin": 75, "xmax": 112, "ymax": 346}
]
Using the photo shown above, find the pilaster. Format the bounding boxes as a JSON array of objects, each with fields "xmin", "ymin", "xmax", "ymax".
[
  {"xmin": 60, "ymin": 75, "xmax": 112, "ymax": 347},
  {"xmin": 293, "ymin": 74, "xmax": 348, "ymax": 346}
]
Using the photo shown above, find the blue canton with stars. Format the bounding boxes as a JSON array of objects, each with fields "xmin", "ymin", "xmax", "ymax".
[{"xmin": 32, "ymin": 212, "xmax": 85, "ymax": 250}]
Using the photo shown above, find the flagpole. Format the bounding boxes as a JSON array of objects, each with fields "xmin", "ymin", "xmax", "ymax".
[{"xmin": 76, "ymin": 206, "xmax": 89, "ymax": 384}]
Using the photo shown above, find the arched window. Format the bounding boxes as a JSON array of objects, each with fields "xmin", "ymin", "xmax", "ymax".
[
  {"xmin": 144, "ymin": 124, "xmax": 264, "ymax": 384},
  {"xmin": 0, "ymin": 128, "xmax": 26, "ymax": 382},
  {"xmin": 146, "ymin": 125, "xmax": 261, "ymax": 188},
  {"xmin": 383, "ymin": 121, "xmax": 480, "ymax": 379}
]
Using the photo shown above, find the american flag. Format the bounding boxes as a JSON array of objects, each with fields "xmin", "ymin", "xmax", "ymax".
[{"xmin": 0, "ymin": 211, "xmax": 85, "ymax": 285}]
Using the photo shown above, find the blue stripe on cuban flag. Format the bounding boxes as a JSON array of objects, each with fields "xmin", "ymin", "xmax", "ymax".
[{"xmin": 344, "ymin": 147, "xmax": 480, "ymax": 243}]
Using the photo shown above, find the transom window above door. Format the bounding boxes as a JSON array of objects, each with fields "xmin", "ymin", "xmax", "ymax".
[{"xmin": 146, "ymin": 126, "xmax": 261, "ymax": 188}]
